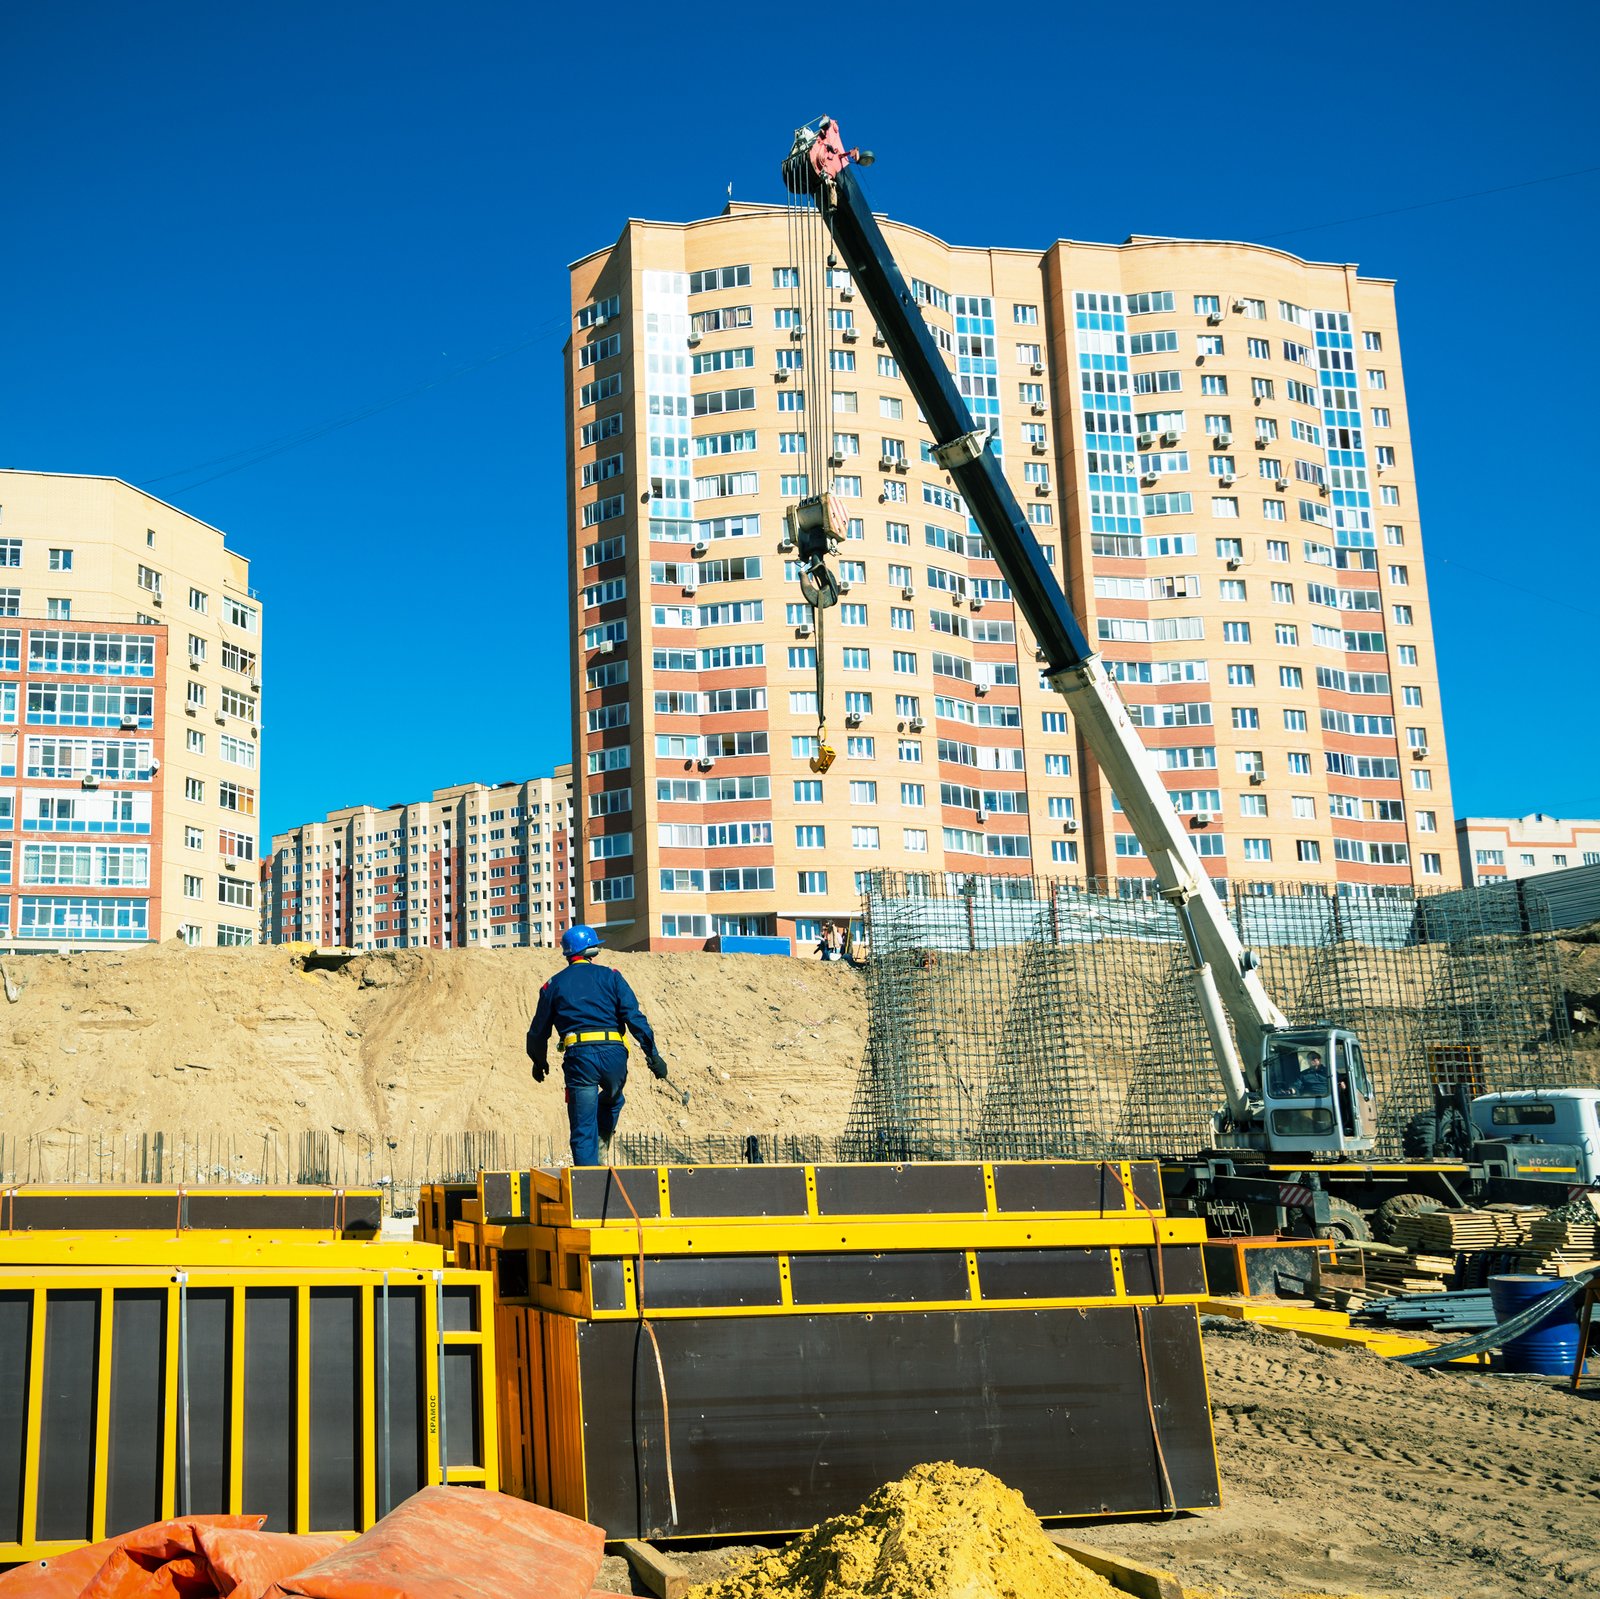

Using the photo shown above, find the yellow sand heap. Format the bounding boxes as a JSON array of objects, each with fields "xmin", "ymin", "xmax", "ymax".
[{"xmin": 687, "ymin": 1462, "xmax": 1121, "ymax": 1599}]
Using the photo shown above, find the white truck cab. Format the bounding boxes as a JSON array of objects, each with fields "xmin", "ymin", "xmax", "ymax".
[{"xmin": 1471, "ymin": 1088, "xmax": 1600, "ymax": 1185}]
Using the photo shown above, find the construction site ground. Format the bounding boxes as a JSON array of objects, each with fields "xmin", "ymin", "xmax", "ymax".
[
  {"xmin": 3, "ymin": 934, "xmax": 1599, "ymax": 1596},
  {"xmin": 591, "ymin": 1320, "xmax": 1600, "ymax": 1598}
]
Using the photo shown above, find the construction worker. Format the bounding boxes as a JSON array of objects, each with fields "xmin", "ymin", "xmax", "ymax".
[{"xmin": 525, "ymin": 925, "xmax": 669, "ymax": 1165}]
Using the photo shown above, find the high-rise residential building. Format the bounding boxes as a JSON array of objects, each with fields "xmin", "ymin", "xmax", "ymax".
[
  {"xmin": 260, "ymin": 768, "xmax": 573, "ymax": 949},
  {"xmin": 0, "ymin": 470, "xmax": 262, "ymax": 948},
  {"xmin": 1456, "ymin": 813, "xmax": 1600, "ymax": 886},
  {"xmin": 566, "ymin": 206, "xmax": 1458, "ymax": 952}
]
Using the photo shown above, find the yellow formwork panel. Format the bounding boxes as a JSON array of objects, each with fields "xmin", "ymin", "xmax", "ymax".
[{"xmin": 0, "ymin": 1265, "xmax": 495, "ymax": 1564}]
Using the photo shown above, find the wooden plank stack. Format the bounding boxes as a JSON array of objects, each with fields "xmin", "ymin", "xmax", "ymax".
[{"xmin": 1521, "ymin": 1202, "xmax": 1600, "ymax": 1276}]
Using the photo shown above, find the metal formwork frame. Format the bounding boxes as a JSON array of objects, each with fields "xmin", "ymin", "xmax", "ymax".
[{"xmin": 0, "ymin": 1265, "xmax": 495, "ymax": 1564}]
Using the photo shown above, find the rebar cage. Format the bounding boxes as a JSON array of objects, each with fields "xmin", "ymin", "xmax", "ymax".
[{"xmin": 846, "ymin": 872, "xmax": 1575, "ymax": 1161}]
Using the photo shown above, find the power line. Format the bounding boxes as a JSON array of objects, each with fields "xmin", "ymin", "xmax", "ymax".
[
  {"xmin": 1258, "ymin": 163, "xmax": 1600, "ymax": 241},
  {"xmin": 138, "ymin": 314, "xmax": 569, "ymax": 494}
]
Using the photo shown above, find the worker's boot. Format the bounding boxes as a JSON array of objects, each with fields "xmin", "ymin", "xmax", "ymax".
[{"xmin": 598, "ymin": 1137, "xmax": 613, "ymax": 1167}]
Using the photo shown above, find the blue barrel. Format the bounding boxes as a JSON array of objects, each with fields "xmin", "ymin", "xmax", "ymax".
[{"xmin": 1489, "ymin": 1274, "xmax": 1583, "ymax": 1374}]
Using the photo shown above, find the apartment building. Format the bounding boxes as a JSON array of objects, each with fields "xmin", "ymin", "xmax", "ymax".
[
  {"xmin": 0, "ymin": 471, "xmax": 261, "ymax": 947},
  {"xmin": 260, "ymin": 768, "xmax": 573, "ymax": 949},
  {"xmin": 566, "ymin": 207, "xmax": 1457, "ymax": 952},
  {"xmin": 1457, "ymin": 813, "xmax": 1600, "ymax": 886}
]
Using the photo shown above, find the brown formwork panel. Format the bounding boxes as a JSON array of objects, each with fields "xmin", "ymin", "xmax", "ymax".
[{"xmin": 542, "ymin": 1303, "xmax": 1219, "ymax": 1538}]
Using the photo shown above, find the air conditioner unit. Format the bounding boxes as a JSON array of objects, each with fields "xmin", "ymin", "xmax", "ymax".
[
  {"xmin": 840, "ymin": 285, "xmax": 855, "ymax": 300},
  {"xmin": 1161, "ymin": 429, "xmax": 1181, "ymax": 447},
  {"xmin": 1318, "ymin": 483, "xmax": 1330, "ymax": 496},
  {"xmin": 969, "ymin": 596, "xmax": 984, "ymax": 611},
  {"xmin": 682, "ymin": 581, "xmax": 698, "ymax": 595},
  {"xmin": 975, "ymin": 682, "xmax": 990, "ymax": 697},
  {"xmin": 1275, "ymin": 477, "xmax": 1289, "ymax": 491},
  {"xmin": 1063, "ymin": 819, "xmax": 1079, "ymax": 833},
  {"xmin": 1030, "ymin": 361, "xmax": 1046, "ymax": 375},
  {"xmin": 81, "ymin": 774, "xmax": 99, "ymax": 790},
  {"xmin": 1255, "ymin": 436, "xmax": 1269, "ymax": 449},
  {"xmin": 597, "ymin": 639, "xmax": 615, "ymax": 655},
  {"xmin": 789, "ymin": 326, "xmax": 804, "ymax": 340},
  {"xmin": 149, "ymin": 757, "xmax": 160, "ymax": 772},
  {"xmin": 1376, "ymin": 463, "xmax": 1387, "ymax": 474},
  {"xmin": 250, "ymin": 679, "xmax": 261, "ymax": 691},
  {"xmin": 225, "ymin": 859, "xmax": 237, "ymax": 872},
  {"xmin": 1219, "ymin": 473, "xmax": 1236, "ymax": 487},
  {"xmin": 1137, "ymin": 431, "xmax": 1156, "ymax": 449},
  {"xmin": 1232, "ymin": 299, "xmax": 1250, "ymax": 313},
  {"xmin": 1034, "ymin": 483, "xmax": 1050, "ymax": 496},
  {"xmin": 879, "ymin": 456, "xmax": 898, "ymax": 471},
  {"xmin": 1035, "ymin": 647, "xmax": 1048, "ymax": 662},
  {"xmin": 1227, "ymin": 556, "xmax": 1242, "ymax": 570},
  {"xmin": 976, "ymin": 808, "xmax": 989, "ymax": 823},
  {"xmin": 774, "ymin": 369, "xmax": 790, "ymax": 382},
  {"xmin": 698, "ymin": 756, "xmax": 717, "ymax": 770},
  {"xmin": 777, "ymin": 537, "xmax": 796, "ymax": 552},
  {"xmin": 189, "ymin": 658, "xmax": 201, "ymax": 671},
  {"xmin": 215, "ymin": 712, "xmax": 226, "ymax": 724},
  {"xmin": 1412, "ymin": 745, "xmax": 1429, "ymax": 759},
  {"xmin": 120, "ymin": 714, "xmax": 138, "ymax": 729},
  {"xmin": 1031, "ymin": 441, "xmax": 1046, "ymax": 455},
  {"xmin": 185, "ymin": 704, "xmax": 196, "ymax": 717},
  {"xmin": 901, "ymin": 585, "xmax": 915, "ymax": 600},
  {"xmin": 845, "ymin": 712, "xmax": 862, "ymax": 727},
  {"xmin": 828, "ymin": 452, "xmax": 846, "ymax": 468},
  {"xmin": 841, "ymin": 327, "xmax": 859, "ymax": 342},
  {"xmin": 1214, "ymin": 431, "xmax": 1232, "ymax": 447},
  {"xmin": 151, "ymin": 595, "xmax": 163, "ymax": 607},
  {"xmin": 1248, "ymin": 771, "xmax": 1265, "ymax": 785},
  {"xmin": 686, "ymin": 331, "xmax": 702, "ymax": 346},
  {"xmin": 691, "ymin": 540, "xmax": 709, "ymax": 556},
  {"xmin": 795, "ymin": 622, "xmax": 813, "ymax": 638},
  {"xmin": 1207, "ymin": 311, "xmax": 1224, "ymax": 326},
  {"xmin": 908, "ymin": 717, "xmax": 925, "ymax": 732},
  {"xmin": 873, "ymin": 332, "xmax": 887, "ymax": 347},
  {"xmin": 836, "ymin": 579, "xmax": 852, "ymax": 594},
  {"xmin": 1031, "ymin": 402, "xmax": 1047, "ymax": 415},
  {"xmin": 1140, "ymin": 471, "xmax": 1159, "ymax": 486}
]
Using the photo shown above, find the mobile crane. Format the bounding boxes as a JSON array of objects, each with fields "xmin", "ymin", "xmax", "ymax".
[{"xmin": 781, "ymin": 116, "xmax": 1379, "ymax": 1172}]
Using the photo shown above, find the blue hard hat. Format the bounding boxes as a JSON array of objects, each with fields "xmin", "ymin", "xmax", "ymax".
[{"xmin": 560, "ymin": 924, "xmax": 601, "ymax": 959}]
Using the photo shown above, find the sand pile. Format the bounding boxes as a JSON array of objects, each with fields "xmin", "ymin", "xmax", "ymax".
[{"xmin": 686, "ymin": 1463, "xmax": 1118, "ymax": 1599}]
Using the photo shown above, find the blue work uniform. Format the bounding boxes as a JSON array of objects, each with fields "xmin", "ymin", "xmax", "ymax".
[{"xmin": 526, "ymin": 958, "xmax": 658, "ymax": 1165}]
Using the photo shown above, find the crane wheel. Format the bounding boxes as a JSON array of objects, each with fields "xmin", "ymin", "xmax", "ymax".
[
  {"xmin": 1373, "ymin": 1191, "xmax": 1443, "ymax": 1242},
  {"xmin": 1313, "ymin": 1195, "xmax": 1373, "ymax": 1243},
  {"xmin": 1401, "ymin": 1111, "xmax": 1439, "ymax": 1159}
]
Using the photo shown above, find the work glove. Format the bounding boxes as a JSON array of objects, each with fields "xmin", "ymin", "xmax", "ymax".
[
  {"xmin": 648, "ymin": 1051, "xmax": 671, "ymax": 1080},
  {"xmin": 531, "ymin": 1059, "xmax": 550, "ymax": 1083}
]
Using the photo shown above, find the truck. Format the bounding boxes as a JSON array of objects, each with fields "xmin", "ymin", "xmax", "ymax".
[{"xmin": 779, "ymin": 117, "xmax": 1594, "ymax": 1241}]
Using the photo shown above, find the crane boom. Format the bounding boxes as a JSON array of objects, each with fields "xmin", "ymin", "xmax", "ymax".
[{"xmin": 782, "ymin": 119, "xmax": 1373, "ymax": 1148}]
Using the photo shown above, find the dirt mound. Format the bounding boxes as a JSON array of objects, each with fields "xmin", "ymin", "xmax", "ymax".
[
  {"xmin": 686, "ymin": 1463, "xmax": 1117, "ymax": 1599},
  {"xmin": 0, "ymin": 944, "xmax": 866, "ymax": 1172}
]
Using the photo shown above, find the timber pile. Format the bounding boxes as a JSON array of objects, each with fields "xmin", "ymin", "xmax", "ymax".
[
  {"xmin": 1359, "ymin": 1238, "xmax": 1454, "ymax": 1295},
  {"xmin": 1521, "ymin": 1206, "xmax": 1600, "ymax": 1275},
  {"xmin": 1390, "ymin": 1206, "xmax": 1540, "ymax": 1254}
]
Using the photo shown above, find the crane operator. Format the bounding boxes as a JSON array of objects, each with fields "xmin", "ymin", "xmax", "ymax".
[{"xmin": 526, "ymin": 924, "xmax": 670, "ymax": 1166}]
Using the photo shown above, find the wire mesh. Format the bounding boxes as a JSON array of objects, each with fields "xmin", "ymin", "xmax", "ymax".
[{"xmin": 850, "ymin": 871, "xmax": 1576, "ymax": 1160}]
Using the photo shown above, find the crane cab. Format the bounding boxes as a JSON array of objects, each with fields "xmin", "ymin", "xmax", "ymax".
[{"xmin": 1259, "ymin": 1026, "xmax": 1376, "ymax": 1157}]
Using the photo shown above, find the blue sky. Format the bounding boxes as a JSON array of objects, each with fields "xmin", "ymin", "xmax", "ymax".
[{"xmin": 3, "ymin": 0, "xmax": 1597, "ymax": 841}]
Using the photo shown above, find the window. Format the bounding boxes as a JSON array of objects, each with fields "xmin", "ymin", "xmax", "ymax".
[
  {"xmin": 1397, "ymin": 645, "xmax": 1418, "ymax": 667},
  {"xmin": 1283, "ymin": 709, "xmax": 1307, "ymax": 731},
  {"xmin": 1197, "ymin": 334, "xmax": 1224, "ymax": 356},
  {"xmin": 852, "ymin": 826, "xmax": 880, "ymax": 850},
  {"xmin": 47, "ymin": 598, "xmax": 70, "ymax": 620},
  {"xmin": 796, "ymin": 825, "xmax": 826, "ymax": 849},
  {"xmin": 137, "ymin": 565, "xmax": 162, "ymax": 597},
  {"xmin": 797, "ymin": 871, "xmax": 828, "ymax": 895},
  {"xmin": 1412, "ymin": 768, "xmax": 1432, "ymax": 791},
  {"xmin": 49, "ymin": 548, "xmax": 73, "ymax": 571},
  {"xmin": 1393, "ymin": 604, "xmax": 1413, "ymax": 625},
  {"xmin": 185, "ymin": 777, "xmax": 204, "ymax": 802},
  {"xmin": 849, "ymin": 780, "xmax": 877, "ymax": 804},
  {"xmin": 1363, "ymin": 331, "xmax": 1383, "ymax": 351},
  {"xmin": 1242, "ymin": 838, "xmax": 1272, "ymax": 862},
  {"xmin": 1211, "ymin": 497, "xmax": 1239, "ymax": 518},
  {"xmin": 1280, "ymin": 666, "xmax": 1303, "ymax": 688},
  {"xmin": 185, "ymin": 826, "xmax": 203, "ymax": 850},
  {"xmin": 1263, "ymin": 499, "xmax": 1286, "ymax": 521},
  {"xmin": 1232, "ymin": 707, "xmax": 1259, "ymax": 729},
  {"xmin": 1296, "ymin": 840, "xmax": 1322, "ymax": 863},
  {"xmin": 1271, "ymin": 581, "xmax": 1294, "ymax": 604},
  {"xmin": 1372, "ymin": 407, "xmax": 1391, "ymax": 428},
  {"xmin": 794, "ymin": 780, "xmax": 822, "ymax": 804},
  {"xmin": 1194, "ymin": 295, "xmax": 1220, "ymax": 316},
  {"xmin": 1200, "ymin": 374, "xmax": 1228, "ymax": 395}
]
